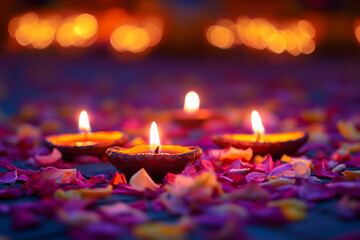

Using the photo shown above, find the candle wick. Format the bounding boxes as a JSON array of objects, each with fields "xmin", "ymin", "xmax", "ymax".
[
  {"xmin": 155, "ymin": 146, "xmax": 160, "ymax": 154},
  {"xmin": 84, "ymin": 131, "xmax": 88, "ymax": 141},
  {"xmin": 256, "ymin": 133, "xmax": 261, "ymax": 142}
]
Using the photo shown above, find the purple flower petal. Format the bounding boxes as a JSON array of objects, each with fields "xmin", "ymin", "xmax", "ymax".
[
  {"xmin": 255, "ymin": 154, "xmax": 274, "ymax": 174},
  {"xmin": 268, "ymin": 163, "xmax": 293, "ymax": 177},
  {"xmin": 0, "ymin": 170, "xmax": 17, "ymax": 184},
  {"xmin": 245, "ymin": 172, "xmax": 267, "ymax": 183},
  {"xmin": 299, "ymin": 181, "xmax": 335, "ymax": 201}
]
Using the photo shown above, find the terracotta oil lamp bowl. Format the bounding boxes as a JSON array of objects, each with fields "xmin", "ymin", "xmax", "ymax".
[
  {"xmin": 45, "ymin": 110, "xmax": 128, "ymax": 158},
  {"xmin": 212, "ymin": 110, "xmax": 308, "ymax": 159},
  {"xmin": 173, "ymin": 91, "xmax": 215, "ymax": 128},
  {"xmin": 106, "ymin": 122, "xmax": 203, "ymax": 182}
]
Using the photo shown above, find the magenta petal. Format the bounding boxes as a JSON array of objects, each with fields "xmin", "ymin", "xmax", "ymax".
[
  {"xmin": 299, "ymin": 181, "xmax": 335, "ymax": 201},
  {"xmin": 5, "ymin": 164, "xmax": 36, "ymax": 176},
  {"xmin": 85, "ymin": 174, "xmax": 108, "ymax": 184},
  {"xmin": 17, "ymin": 174, "xmax": 28, "ymax": 182},
  {"xmin": 164, "ymin": 172, "xmax": 176, "ymax": 185},
  {"xmin": 314, "ymin": 160, "xmax": 338, "ymax": 179},
  {"xmin": 76, "ymin": 171, "xmax": 87, "ymax": 181},
  {"xmin": 112, "ymin": 185, "xmax": 144, "ymax": 196},
  {"xmin": 181, "ymin": 163, "xmax": 197, "ymax": 176},
  {"xmin": 255, "ymin": 154, "xmax": 274, "ymax": 174},
  {"xmin": 245, "ymin": 172, "xmax": 267, "ymax": 183},
  {"xmin": 268, "ymin": 163, "xmax": 293, "ymax": 177},
  {"xmin": 228, "ymin": 160, "xmax": 254, "ymax": 172},
  {"xmin": 0, "ymin": 171, "xmax": 17, "ymax": 184},
  {"xmin": 195, "ymin": 159, "xmax": 214, "ymax": 170},
  {"xmin": 327, "ymin": 182, "xmax": 360, "ymax": 198},
  {"xmin": 30, "ymin": 148, "xmax": 62, "ymax": 167}
]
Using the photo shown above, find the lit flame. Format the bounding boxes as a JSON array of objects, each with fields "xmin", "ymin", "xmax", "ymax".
[
  {"xmin": 251, "ymin": 110, "xmax": 265, "ymax": 137},
  {"xmin": 184, "ymin": 91, "xmax": 200, "ymax": 114},
  {"xmin": 79, "ymin": 110, "xmax": 91, "ymax": 133},
  {"xmin": 150, "ymin": 121, "xmax": 161, "ymax": 153}
]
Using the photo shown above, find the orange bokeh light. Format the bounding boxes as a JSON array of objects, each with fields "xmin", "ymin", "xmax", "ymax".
[
  {"xmin": 207, "ymin": 16, "xmax": 316, "ymax": 55},
  {"xmin": 56, "ymin": 13, "xmax": 98, "ymax": 47},
  {"xmin": 110, "ymin": 25, "xmax": 150, "ymax": 53},
  {"xmin": 9, "ymin": 12, "xmax": 60, "ymax": 49},
  {"xmin": 354, "ymin": 22, "xmax": 360, "ymax": 44},
  {"xmin": 110, "ymin": 16, "xmax": 163, "ymax": 54},
  {"xmin": 206, "ymin": 25, "xmax": 234, "ymax": 49}
]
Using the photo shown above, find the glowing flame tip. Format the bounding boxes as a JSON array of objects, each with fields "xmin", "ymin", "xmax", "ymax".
[
  {"xmin": 251, "ymin": 110, "xmax": 264, "ymax": 137},
  {"xmin": 184, "ymin": 91, "xmax": 200, "ymax": 114},
  {"xmin": 150, "ymin": 121, "xmax": 161, "ymax": 152},
  {"xmin": 79, "ymin": 110, "xmax": 91, "ymax": 133}
]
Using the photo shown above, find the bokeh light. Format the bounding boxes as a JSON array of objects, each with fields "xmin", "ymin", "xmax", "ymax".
[
  {"xmin": 110, "ymin": 17, "xmax": 163, "ymax": 54},
  {"xmin": 206, "ymin": 25, "xmax": 234, "ymax": 49},
  {"xmin": 110, "ymin": 25, "xmax": 150, "ymax": 53},
  {"xmin": 8, "ymin": 10, "xmax": 162, "ymax": 53},
  {"xmin": 56, "ymin": 13, "xmax": 98, "ymax": 47},
  {"xmin": 9, "ymin": 12, "xmax": 60, "ymax": 49},
  {"xmin": 206, "ymin": 16, "xmax": 316, "ymax": 55},
  {"xmin": 355, "ymin": 21, "xmax": 360, "ymax": 44}
]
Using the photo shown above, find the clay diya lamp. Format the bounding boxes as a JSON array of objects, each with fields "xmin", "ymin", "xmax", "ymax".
[
  {"xmin": 212, "ymin": 110, "xmax": 308, "ymax": 159},
  {"xmin": 106, "ymin": 121, "xmax": 202, "ymax": 182},
  {"xmin": 45, "ymin": 110, "xmax": 128, "ymax": 158},
  {"xmin": 173, "ymin": 91, "xmax": 216, "ymax": 128}
]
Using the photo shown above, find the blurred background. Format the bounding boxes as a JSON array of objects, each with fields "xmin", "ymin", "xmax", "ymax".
[{"xmin": 0, "ymin": 0, "xmax": 360, "ymax": 130}]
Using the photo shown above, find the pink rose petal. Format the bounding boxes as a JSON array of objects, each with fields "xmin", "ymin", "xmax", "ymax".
[
  {"xmin": 29, "ymin": 148, "xmax": 62, "ymax": 167},
  {"xmin": 39, "ymin": 167, "xmax": 76, "ymax": 184}
]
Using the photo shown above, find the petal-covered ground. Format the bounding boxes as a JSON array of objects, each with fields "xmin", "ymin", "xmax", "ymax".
[{"xmin": 1, "ymin": 54, "xmax": 360, "ymax": 239}]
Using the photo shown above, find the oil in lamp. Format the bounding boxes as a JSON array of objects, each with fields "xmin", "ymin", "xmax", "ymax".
[
  {"xmin": 45, "ymin": 110, "xmax": 128, "ymax": 158},
  {"xmin": 106, "ymin": 121, "xmax": 202, "ymax": 182},
  {"xmin": 212, "ymin": 110, "xmax": 308, "ymax": 158}
]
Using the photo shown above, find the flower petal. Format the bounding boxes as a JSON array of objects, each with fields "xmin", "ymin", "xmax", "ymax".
[
  {"xmin": 0, "ymin": 171, "xmax": 17, "ymax": 184},
  {"xmin": 293, "ymin": 161, "xmax": 311, "ymax": 178},
  {"xmin": 30, "ymin": 148, "xmax": 62, "ymax": 167},
  {"xmin": 130, "ymin": 168, "xmax": 159, "ymax": 192},
  {"xmin": 245, "ymin": 172, "xmax": 266, "ymax": 183},
  {"xmin": 343, "ymin": 170, "xmax": 360, "ymax": 181},
  {"xmin": 337, "ymin": 120, "xmax": 360, "ymax": 141},
  {"xmin": 110, "ymin": 172, "xmax": 127, "ymax": 186},
  {"xmin": 219, "ymin": 147, "xmax": 253, "ymax": 163},
  {"xmin": 39, "ymin": 167, "xmax": 76, "ymax": 184}
]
